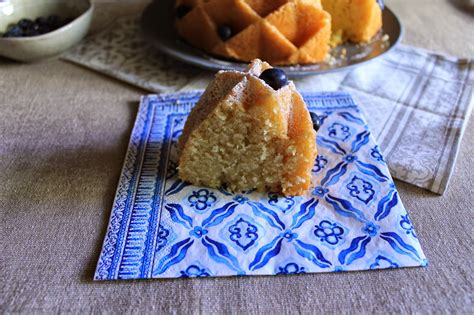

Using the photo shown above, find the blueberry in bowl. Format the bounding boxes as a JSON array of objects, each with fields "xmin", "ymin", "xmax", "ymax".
[
  {"xmin": 0, "ymin": 0, "xmax": 94, "ymax": 62},
  {"xmin": 2, "ymin": 15, "xmax": 75, "ymax": 38}
]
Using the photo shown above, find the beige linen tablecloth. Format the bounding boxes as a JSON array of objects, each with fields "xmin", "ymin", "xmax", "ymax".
[{"xmin": 1, "ymin": 0, "xmax": 473, "ymax": 313}]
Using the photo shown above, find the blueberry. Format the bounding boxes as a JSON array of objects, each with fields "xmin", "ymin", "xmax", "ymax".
[
  {"xmin": 176, "ymin": 5, "xmax": 192, "ymax": 18},
  {"xmin": 6, "ymin": 24, "xmax": 17, "ymax": 31},
  {"xmin": 38, "ymin": 23, "xmax": 52, "ymax": 34},
  {"xmin": 217, "ymin": 25, "xmax": 233, "ymax": 41},
  {"xmin": 47, "ymin": 15, "xmax": 61, "ymax": 27},
  {"xmin": 309, "ymin": 112, "xmax": 321, "ymax": 132},
  {"xmin": 35, "ymin": 17, "xmax": 47, "ymax": 25},
  {"xmin": 26, "ymin": 29, "xmax": 41, "ymax": 37},
  {"xmin": 23, "ymin": 22, "xmax": 42, "ymax": 36},
  {"xmin": 3, "ymin": 25, "xmax": 23, "ymax": 37},
  {"xmin": 18, "ymin": 18, "xmax": 33, "ymax": 29},
  {"xmin": 259, "ymin": 68, "xmax": 289, "ymax": 90},
  {"xmin": 376, "ymin": 0, "xmax": 384, "ymax": 10},
  {"xmin": 61, "ymin": 17, "xmax": 74, "ymax": 27}
]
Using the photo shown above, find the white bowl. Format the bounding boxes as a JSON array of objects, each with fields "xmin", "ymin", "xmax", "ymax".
[{"xmin": 0, "ymin": 0, "xmax": 93, "ymax": 62}]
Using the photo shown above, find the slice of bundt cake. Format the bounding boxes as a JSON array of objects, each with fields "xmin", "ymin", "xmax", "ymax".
[
  {"xmin": 178, "ymin": 59, "xmax": 317, "ymax": 196},
  {"xmin": 321, "ymin": 0, "xmax": 382, "ymax": 45}
]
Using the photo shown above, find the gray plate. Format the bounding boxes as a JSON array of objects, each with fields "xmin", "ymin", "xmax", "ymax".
[{"xmin": 141, "ymin": 0, "xmax": 403, "ymax": 77}]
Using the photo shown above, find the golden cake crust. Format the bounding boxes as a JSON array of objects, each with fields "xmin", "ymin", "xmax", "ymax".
[
  {"xmin": 178, "ymin": 59, "xmax": 317, "ymax": 196},
  {"xmin": 175, "ymin": 0, "xmax": 331, "ymax": 65},
  {"xmin": 322, "ymin": 0, "xmax": 382, "ymax": 44},
  {"xmin": 175, "ymin": 0, "xmax": 383, "ymax": 65}
]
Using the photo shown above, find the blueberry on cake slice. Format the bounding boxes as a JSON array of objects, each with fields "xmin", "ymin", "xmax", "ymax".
[{"xmin": 178, "ymin": 59, "xmax": 318, "ymax": 196}]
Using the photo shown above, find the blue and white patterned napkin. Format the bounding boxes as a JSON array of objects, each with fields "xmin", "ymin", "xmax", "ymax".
[{"xmin": 95, "ymin": 92, "xmax": 427, "ymax": 280}]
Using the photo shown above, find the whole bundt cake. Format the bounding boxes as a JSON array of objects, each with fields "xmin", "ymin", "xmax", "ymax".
[
  {"xmin": 174, "ymin": 0, "xmax": 383, "ymax": 65},
  {"xmin": 178, "ymin": 59, "xmax": 318, "ymax": 196}
]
